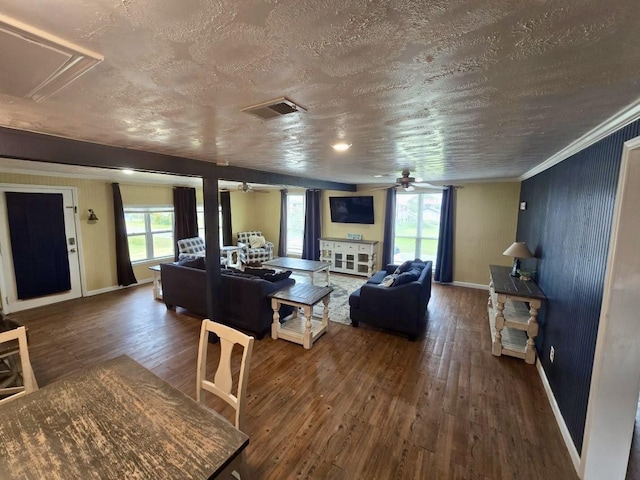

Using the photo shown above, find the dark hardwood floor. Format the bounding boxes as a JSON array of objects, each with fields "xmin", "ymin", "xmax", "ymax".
[{"xmin": 11, "ymin": 280, "xmax": 579, "ymax": 479}]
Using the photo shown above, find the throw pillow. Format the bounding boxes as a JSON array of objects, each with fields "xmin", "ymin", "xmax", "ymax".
[
  {"xmin": 222, "ymin": 267, "xmax": 243, "ymax": 275},
  {"xmin": 379, "ymin": 274, "xmax": 398, "ymax": 287},
  {"xmin": 177, "ymin": 257, "xmax": 206, "ymax": 270},
  {"xmin": 263, "ymin": 270, "xmax": 292, "ymax": 282},
  {"xmin": 394, "ymin": 260, "xmax": 413, "ymax": 274},
  {"xmin": 249, "ymin": 234, "xmax": 266, "ymax": 248},
  {"xmin": 394, "ymin": 271, "xmax": 419, "ymax": 286},
  {"xmin": 243, "ymin": 267, "xmax": 276, "ymax": 278},
  {"xmin": 411, "ymin": 260, "xmax": 426, "ymax": 270}
]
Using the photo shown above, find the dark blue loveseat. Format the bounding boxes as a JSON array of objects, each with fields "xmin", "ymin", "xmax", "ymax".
[{"xmin": 348, "ymin": 260, "xmax": 433, "ymax": 340}]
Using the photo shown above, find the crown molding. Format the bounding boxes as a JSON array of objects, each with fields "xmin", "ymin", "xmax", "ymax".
[{"xmin": 520, "ymin": 97, "xmax": 640, "ymax": 181}]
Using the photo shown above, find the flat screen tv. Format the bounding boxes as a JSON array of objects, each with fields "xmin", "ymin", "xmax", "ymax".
[{"xmin": 329, "ymin": 196, "xmax": 374, "ymax": 224}]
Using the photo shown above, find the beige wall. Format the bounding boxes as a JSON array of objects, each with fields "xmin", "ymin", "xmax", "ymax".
[{"xmin": 453, "ymin": 182, "xmax": 521, "ymax": 285}]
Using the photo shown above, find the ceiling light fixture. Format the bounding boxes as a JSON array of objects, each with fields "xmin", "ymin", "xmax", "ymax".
[
  {"xmin": 122, "ymin": 169, "xmax": 134, "ymax": 175},
  {"xmin": 373, "ymin": 174, "xmax": 383, "ymax": 178},
  {"xmin": 332, "ymin": 142, "xmax": 351, "ymax": 152}
]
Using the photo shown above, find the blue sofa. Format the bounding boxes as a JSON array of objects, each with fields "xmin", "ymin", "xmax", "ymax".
[{"xmin": 348, "ymin": 260, "xmax": 433, "ymax": 340}]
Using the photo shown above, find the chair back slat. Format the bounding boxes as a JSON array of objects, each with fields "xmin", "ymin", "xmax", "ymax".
[{"xmin": 214, "ymin": 338, "xmax": 234, "ymax": 395}]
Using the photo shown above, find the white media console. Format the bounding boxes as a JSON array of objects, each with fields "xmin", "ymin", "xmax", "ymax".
[{"xmin": 319, "ymin": 237, "xmax": 378, "ymax": 277}]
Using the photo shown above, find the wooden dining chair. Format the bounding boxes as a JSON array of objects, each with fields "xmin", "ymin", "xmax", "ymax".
[
  {"xmin": 197, "ymin": 319, "xmax": 254, "ymax": 479},
  {"xmin": 0, "ymin": 326, "xmax": 38, "ymax": 406}
]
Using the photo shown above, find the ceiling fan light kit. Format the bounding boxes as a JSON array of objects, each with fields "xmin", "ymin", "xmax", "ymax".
[{"xmin": 331, "ymin": 142, "xmax": 351, "ymax": 152}]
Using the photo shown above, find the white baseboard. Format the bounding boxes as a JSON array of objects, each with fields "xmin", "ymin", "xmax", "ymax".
[
  {"xmin": 85, "ymin": 278, "xmax": 152, "ymax": 297},
  {"xmin": 536, "ymin": 358, "xmax": 582, "ymax": 476},
  {"xmin": 451, "ymin": 281, "xmax": 488, "ymax": 290}
]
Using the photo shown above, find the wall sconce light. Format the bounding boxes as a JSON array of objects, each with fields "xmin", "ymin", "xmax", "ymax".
[{"xmin": 88, "ymin": 209, "xmax": 99, "ymax": 224}]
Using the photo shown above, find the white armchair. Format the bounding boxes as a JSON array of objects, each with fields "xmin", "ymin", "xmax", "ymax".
[
  {"xmin": 177, "ymin": 237, "xmax": 228, "ymax": 266},
  {"xmin": 177, "ymin": 237, "xmax": 206, "ymax": 260},
  {"xmin": 237, "ymin": 231, "xmax": 274, "ymax": 265}
]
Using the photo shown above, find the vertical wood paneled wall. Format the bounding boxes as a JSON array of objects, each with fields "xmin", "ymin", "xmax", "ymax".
[{"xmin": 518, "ymin": 119, "xmax": 640, "ymax": 453}]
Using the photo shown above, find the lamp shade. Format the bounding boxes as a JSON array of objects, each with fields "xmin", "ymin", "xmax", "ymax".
[{"xmin": 503, "ymin": 241, "xmax": 533, "ymax": 258}]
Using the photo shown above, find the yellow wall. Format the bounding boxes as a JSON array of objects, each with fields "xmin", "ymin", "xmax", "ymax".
[
  {"xmin": 0, "ymin": 171, "xmax": 520, "ymax": 296},
  {"xmin": 249, "ymin": 190, "xmax": 282, "ymax": 252},
  {"xmin": 453, "ymin": 182, "xmax": 521, "ymax": 285},
  {"xmin": 322, "ymin": 190, "xmax": 387, "ymax": 263},
  {"xmin": 0, "ymin": 173, "xmax": 180, "ymax": 292},
  {"xmin": 229, "ymin": 191, "xmax": 254, "ymax": 240}
]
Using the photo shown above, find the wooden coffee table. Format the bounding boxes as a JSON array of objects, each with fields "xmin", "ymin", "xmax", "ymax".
[
  {"xmin": 262, "ymin": 257, "xmax": 331, "ymax": 286},
  {"xmin": 269, "ymin": 283, "xmax": 333, "ymax": 349}
]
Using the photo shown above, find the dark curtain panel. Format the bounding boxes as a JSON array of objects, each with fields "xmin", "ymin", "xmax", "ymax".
[
  {"xmin": 173, "ymin": 187, "xmax": 198, "ymax": 260},
  {"xmin": 6, "ymin": 192, "xmax": 71, "ymax": 299},
  {"xmin": 112, "ymin": 183, "xmax": 137, "ymax": 286},
  {"xmin": 302, "ymin": 189, "xmax": 322, "ymax": 261},
  {"xmin": 278, "ymin": 189, "xmax": 288, "ymax": 257},
  {"xmin": 220, "ymin": 190, "xmax": 232, "ymax": 246},
  {"xmin": 434, "ymin": 186, "xmax": 455, "ymax": 283},
  {"xmin": 381, "ymin": 187, "xmax": 397, "ymax": 267}
]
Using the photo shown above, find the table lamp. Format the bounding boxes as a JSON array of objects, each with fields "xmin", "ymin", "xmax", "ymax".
[{"xmin": 503, "ymin": 241, "xmax": 534, "ymax": 277}]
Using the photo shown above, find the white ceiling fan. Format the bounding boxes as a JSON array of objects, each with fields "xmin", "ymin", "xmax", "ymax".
[
  {"xmin": 365, "ymin": 170, "xmax": 443, "ymax": 192},
  {"xmin": 237, "ymin": 181, "xmax": 269, "ymax": 193}
]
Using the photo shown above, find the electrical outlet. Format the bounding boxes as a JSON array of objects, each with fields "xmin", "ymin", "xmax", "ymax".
[{"xmin": 550, "ymin": 346, "xmax": 555, "ymax": 363}]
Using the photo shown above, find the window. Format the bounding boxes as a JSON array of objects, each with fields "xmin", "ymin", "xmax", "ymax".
[
  {"xmin": 125, "ymin": 207, "xmax": 174, "ymax": 262},
  {"xmin": 196, "ymin": 205, "xmax": 223, "ymax": 245},
  {"xmin": 286, "ymin": 194, "xmax": 305, "ymax": 256},
  {"xmin": 394, "ymin": 192, "xmax": 442, "ymax": 265}
]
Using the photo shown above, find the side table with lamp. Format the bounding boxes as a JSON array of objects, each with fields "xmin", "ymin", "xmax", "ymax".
[
  {"xmin": 503, "ymin": 241, "xmax": 534, "ymax": 277},
  {"xmin": 487, "ymin": 241, "xmax": 546, "ymax": 364}
]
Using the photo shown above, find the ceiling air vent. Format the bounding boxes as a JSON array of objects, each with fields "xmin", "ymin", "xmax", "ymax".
[
  {"xmin": 0, "ymin": 14, "xmax": 103, "ymax": 102},
  {"xmin": 241, "ymin": 97, "xmax": 306, "ymax": 121}
]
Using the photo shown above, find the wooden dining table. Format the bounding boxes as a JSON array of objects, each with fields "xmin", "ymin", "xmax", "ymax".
[{"xmin": 0, "ymin": 355, "xmax": 248, "ymax": 479}]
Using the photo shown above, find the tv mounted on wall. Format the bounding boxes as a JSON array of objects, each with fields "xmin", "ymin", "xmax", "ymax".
[{"xmin": 329, "ymin": 196, "xmax": 374, "ymax": 224}]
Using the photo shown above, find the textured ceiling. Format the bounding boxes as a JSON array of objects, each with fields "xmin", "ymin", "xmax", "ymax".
[{"xmin": 0, "ymin": 0, "xmax": 639, "ymax": 185}]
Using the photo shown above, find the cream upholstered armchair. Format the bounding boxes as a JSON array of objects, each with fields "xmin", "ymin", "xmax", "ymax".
[{"xmin": 237, "ymin": 231, "xmax": 274, "ymax": 265}]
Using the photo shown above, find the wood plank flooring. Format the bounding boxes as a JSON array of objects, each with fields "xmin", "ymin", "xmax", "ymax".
[{"xmin": 10, "ymin": 280, "xmax": 579, "ymax": 479}]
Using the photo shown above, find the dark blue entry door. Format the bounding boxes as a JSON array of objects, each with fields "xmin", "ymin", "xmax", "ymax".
[{"xmin": 5, "ymin": 192, "xmax": 71, "ymax": 300}]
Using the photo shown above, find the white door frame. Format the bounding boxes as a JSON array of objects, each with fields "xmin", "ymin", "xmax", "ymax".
[
  {"xmin": 0, "ymin": 184, "xmax": 87, "ymax": 313},
  {"xmin": 580, "ymin": 136, "xmax": 640, "ymax": 478}
]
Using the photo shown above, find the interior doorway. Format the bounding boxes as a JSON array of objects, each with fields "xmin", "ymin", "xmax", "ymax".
[
  {"xmin": 580, "ymin": 138, "xmax": 640, "ymax": 478},
  {"xmin": 0, "ymin": 184, "xmax": 83, "ymax": 313}
]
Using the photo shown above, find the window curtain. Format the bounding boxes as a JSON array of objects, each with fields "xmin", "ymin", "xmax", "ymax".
[
  {"xmin": 302, "ymin": 189, "xmax": 322, "ymax": 261},
  {"xmin": 173, "ymin": 187, "xmax": 198, "ymax": 260},
  {"xmin": 112, "ymin": 183, "xmax": 137, "ymax": 286},
  {"xmin": 220, "ymin": 190, "xmax": 232, "ymax": 246},
  {"xmin": 278, "ymin": 189, "xmax": 288, "ymax": 257},
  {"xmin": 434, "ymin": 186, "xmax": 455, "ymax": 283},
  {"xmin": 381, "ymin": 187, "xmax": 396, "ymax": 267}
]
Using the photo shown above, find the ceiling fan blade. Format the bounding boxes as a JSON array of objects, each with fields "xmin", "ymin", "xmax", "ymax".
[{"xmin": 413, "ymin": 182, "xmax": 445, "ymax": 190}]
